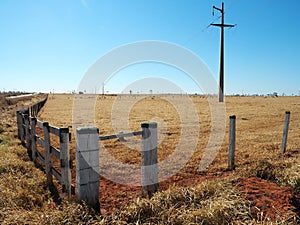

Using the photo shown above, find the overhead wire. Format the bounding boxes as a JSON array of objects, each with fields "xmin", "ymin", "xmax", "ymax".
[{"xmin": 184, "ymin": 0, "xmax": 239, "ymax": 45}]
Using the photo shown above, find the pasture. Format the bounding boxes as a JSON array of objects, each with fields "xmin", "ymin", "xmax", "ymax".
[
  {"xmin": 38, "ymin": 94, "xmax": 300, "ymax": 170},
  {"xmin": 36, "ymin": 94, "xmax": 300, "ymax": 220},
  {"xmin": 1, "ymin": 93, "xmax": 300, "ymax": 223}
]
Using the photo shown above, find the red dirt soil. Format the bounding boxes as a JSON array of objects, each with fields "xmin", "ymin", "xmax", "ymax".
[
  {"xmin": 100, "ymin": 173, "xmax": 300, "ymax": 222},
  {"xmin": 237, "ymin": 177, "xmax": 300, "ymax": 221},
  {"xmin": 99, "ymin": 172, "xmax": 229, "ymax": 215}
]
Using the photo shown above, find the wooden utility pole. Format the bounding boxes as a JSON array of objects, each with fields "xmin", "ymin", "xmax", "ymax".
[{"xmin": 211, "ymin": 2, "xmax": 235, "ymax": 102}]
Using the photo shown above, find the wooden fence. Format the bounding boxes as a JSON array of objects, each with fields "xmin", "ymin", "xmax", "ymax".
[
  {"xmin": 30, "ymin": 95, "xmax": 48, "ymax": 117},
  {"xmin": 16, "ymin": 98, "xmax": 72, "ymax": 198}
]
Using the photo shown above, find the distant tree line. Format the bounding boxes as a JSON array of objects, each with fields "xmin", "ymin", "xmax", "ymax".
[{"xmin": 0, "ymin": 90, "xmax": 32, "ymax": 95}]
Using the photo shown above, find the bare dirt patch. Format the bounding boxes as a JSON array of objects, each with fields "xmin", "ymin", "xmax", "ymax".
[{"xmin": 237, "ymin": 177, "xmax": 300, "ymax": 221}]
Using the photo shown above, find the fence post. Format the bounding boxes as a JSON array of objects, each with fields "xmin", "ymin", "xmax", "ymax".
[
  {"xmin": 281, "ymin": 111, "xmax": 290, "ymax": 154},
  {"xmin": 60, "ymin": 127, "xmax": 71, "ymax": 199},
  {"xmin": 228, "ymin": 115, "xmax": 236, "ymax": 170},
  {"xmin": 43, "ymin": 122, "xmax": 53, "ymax": 186},
  {"xmin": 24, "ymin": 114, "xmax": 32, "ymax": 154},
  {"xmin": 30, "ymin": 117, "xmax": 37, "ymax": 163},
  {"xmin": 76, "ymin": 127, "xmax": 100, "ymax": 212},
  {"xmin": 20, "ymin": 113, "xmax": 26, "ymax": 144},
  {"xmin": 16, "ymin": 111, "xmax": 21, "ymax": 139},
  {"xmin": 141, "ymin": 122, "xmax": 158, "ymax": 197}
]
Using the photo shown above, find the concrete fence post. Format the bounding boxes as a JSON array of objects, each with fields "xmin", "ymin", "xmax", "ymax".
[
  {"xmin": 141, "ymin": 122, "xmax": 159, "ymax": 197},
  {"xmin": 60, "ymin": 127, "xmax": 71, "ymax": 199},
  {"xmin": 282, "ymin": 111, "xmax": 290, "ymax": 154},
  {"xmin": 228, "ymin": 115, "xmax": 236, "ymax": 170},
  {"xmin": 76, "ymin": 127, "xmax": 100, "ymax": 212}
]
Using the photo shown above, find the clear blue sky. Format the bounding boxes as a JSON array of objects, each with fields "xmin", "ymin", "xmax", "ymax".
[{"xmin": 1, "ymin": 0, "xmax": 300, "ymax": 95}]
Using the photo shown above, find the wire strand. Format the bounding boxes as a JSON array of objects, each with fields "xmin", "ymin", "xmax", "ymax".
[{"xmin": 184, "ymin": 0, "xmax": 240, "ymax": 45}]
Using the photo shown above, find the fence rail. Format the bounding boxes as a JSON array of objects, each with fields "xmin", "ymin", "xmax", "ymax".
[
  {"xmin": 16, "ymin": 97, "xmax": 72, "ymax": 198},
  {"xmin": 76, "ymin": 122, "xmax": 158, "ymax": 211},
  {"xmin": 30, "ymin": 96, "xmax": 48, "ymax": 117},
  {"xmin": 99, "ymin": 130, "xmax": 142, "ymax": 141}
]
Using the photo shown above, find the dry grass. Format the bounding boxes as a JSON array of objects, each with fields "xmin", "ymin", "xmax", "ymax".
[
  {"xmin": 0, "ymin": 94, "xmax": 100, "ymax": 224},
  {"xmin": 38, "ymin": 95, "xmax": 300, "ymax": 174},
  {"xmin": 100, "ymin": 179, "xmax": 252, "ymax": 225},
  {"xmin": 1, "ymin": 94, "xmax": 300, "ymax": 224}
]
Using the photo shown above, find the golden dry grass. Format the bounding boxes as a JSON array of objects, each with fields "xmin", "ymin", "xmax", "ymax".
[
  {"xmin": 0, "ymin": 94, "xmax": 101, "ymax": 224},
  {"xmin": 37, "ymin": 94, "xmax": 300, "ymax": 223},
  {"xmin": 1, "ymin": 94, "xmax": 300, "ymax": 224},
  {"xmin": 38, "ymin": 94, "xmax": 300, "ymax": 174}
]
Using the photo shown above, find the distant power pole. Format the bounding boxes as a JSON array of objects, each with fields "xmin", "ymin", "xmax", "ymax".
[
  {"xmin": 102, "ymin": 82, "xmax": 105, "ymax": 95},
  {"xmin": 211, "ymin": 2, "xmax": 235, "ymax": 102}
]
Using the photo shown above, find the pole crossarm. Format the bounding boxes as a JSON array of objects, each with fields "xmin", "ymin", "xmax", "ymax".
[{"xmin": 211, "ymin": 23, "xmax": 235, "ymax": 28}]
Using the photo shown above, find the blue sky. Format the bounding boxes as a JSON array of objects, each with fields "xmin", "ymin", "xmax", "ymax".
[{"xmin": 1, "ymin": 0, "xmax": 300, "ymax": 95}]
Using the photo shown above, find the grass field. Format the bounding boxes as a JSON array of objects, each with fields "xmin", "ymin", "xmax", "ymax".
[
  {"xmin": 1, "ymin": 93, "xmax": 300, "ymax": 224},
  {"xmin": 37, "ymin": 94, "xmax": 300, "ymax": 222},
  {"xmin": 38, "ymin": 94, "xmax": 300, "ymax": 173}
]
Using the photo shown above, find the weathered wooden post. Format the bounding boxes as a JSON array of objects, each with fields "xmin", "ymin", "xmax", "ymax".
[
  {"xmin": 60, "ymin": 127, "xmax": 71, "ymax": 198},
  {"xmin": 228, "ymin": 115, "xmax": 236, "ymax": 170},
  {"xmin": 76, "ymin": 127, "xmax": 100, "ymax": 212},
  {"xmin": 281, "ymin": 111, "xmax": 290, "ymax": 154},
  {"xmin": 24, "ymin": 114, "xmax": 32, "ymax": 153},
  {"xmin": 43, "ymin": 122, "xmax": 53, "ymax": 186},
  {"xmin": 30, "ymin": 117, "xmax": 37, "ymax": 163},
  {"xmin": 16, "ymin": 111, "xmax": 22, "ymax": 140},
  {"xmin": 141, "ymin": 122, "xmax": 158, "ymax": 197},
  {"xmin": 20, "ymin": 113, "xmax": 26, "ymax": 144}
]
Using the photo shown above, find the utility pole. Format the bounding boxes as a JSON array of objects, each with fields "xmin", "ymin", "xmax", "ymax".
[
  {"xmin": 102, "ymin": 82, "xmax": 105, "ymax": 95},
  {"xmin": 211, "ymin": 2, "xmax": 235, "ymax": 102}
]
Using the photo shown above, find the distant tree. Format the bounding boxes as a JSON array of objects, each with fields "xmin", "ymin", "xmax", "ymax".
[{"xmin": 129, "ymin": 90, "xmax": 132, "ymax": 95}]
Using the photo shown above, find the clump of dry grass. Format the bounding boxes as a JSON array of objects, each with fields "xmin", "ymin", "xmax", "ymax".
[
  {"xmin": 274, "ymin": 156, "xmax": 300, "ymax": 195},
  {"xmin": 101, "ymin": 179, "xmax": 252, "ymax": 225},
  {"xmin": 39, "ymin": 201, "xmax": 99, "ymax": 225},
  {"xmin": 251, "ymin": 155, "xmax": 300, "ymax": 193},
  {"xmin": 253, "ymin": 160, "xmax": 279, "ymax": 181},
  {"xmin": 0, "ymin": 130, "xmax": 47, "ymax": 223}
]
